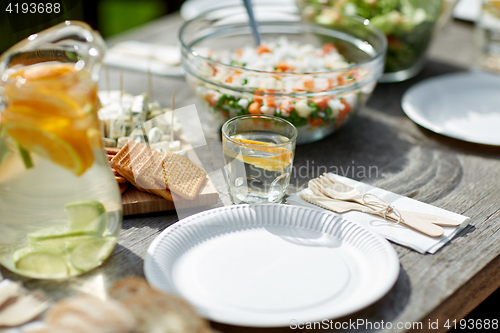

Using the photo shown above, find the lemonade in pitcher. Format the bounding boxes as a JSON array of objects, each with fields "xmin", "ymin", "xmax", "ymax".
[{"xmin": 0, "ymin": 22, "xmax": 122, "ymax": 279}]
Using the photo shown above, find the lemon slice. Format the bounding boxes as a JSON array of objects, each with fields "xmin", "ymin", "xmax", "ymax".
[
  {"xmin": 232, "ymin": 138, "xmax": 275, "ymax": 146},
  {"xmin": 231, "ymin": 138, "xmax": 289, "ymax": 154},
  {"xmin": 65, "ymin": 200, "xmax": 108, "ymax": 235},
  {"xmin": 14, "ymin": 249, "xmax": 69, "ymax": 279},
  {"xmin": 70, "ymin": 237, "xmax": 117, "ymax": 271},
  {"xmin": 225, "ymin": 151, "xmax": 292, "ymax": 172},
  {"xmin": 225, "ymin": 138, "xmax": 292, "ymax": 172},
  {"xmin": 1, "ymin": 122, "xmax": 86, "ymax": 176}
]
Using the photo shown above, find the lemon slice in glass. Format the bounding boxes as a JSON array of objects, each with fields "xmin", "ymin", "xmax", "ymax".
[
  {"xmin": 225, "ymin": 138, "xmax": 292, "ymax": 172},
  {"xmin": 70, "ymin": 237, "xmax": 117, "ymax": 271}
]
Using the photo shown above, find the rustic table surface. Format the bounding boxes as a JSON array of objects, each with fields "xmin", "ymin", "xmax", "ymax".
[{"xmin": 2, "ymin": 13, "xmax": 500, "ymax": 333}]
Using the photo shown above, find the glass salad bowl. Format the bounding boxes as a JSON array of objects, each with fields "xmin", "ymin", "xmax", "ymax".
[
  {"xmin": 299, "ymin": 0, "xmax": 451, "ymax": 82},
  {"xmin": 179, "ymin": 5, "xmax": 386, "ymax": 144}
]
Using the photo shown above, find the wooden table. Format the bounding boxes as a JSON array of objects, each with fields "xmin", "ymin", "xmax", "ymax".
[{"xmin": 2, "ymin": 14, "xmax": 500, "ymax": 333}]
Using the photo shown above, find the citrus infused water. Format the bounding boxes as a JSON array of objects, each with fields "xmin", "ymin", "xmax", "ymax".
[
  {"xmin": 0, "ymin": 25, "xmax": 121, "ymax": 279},
  {"xmin": 222, "ymin": 116, "xmax": 297, "ymax": 204}
]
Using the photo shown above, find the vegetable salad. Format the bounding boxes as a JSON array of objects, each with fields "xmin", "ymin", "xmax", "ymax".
[
  {"xmin": 302, "ymin": 0, "xmax": 443, "ymax": 74},
  {"xmin": 191, "ymin": 37, "xmax": 365, "ymax": 131}
]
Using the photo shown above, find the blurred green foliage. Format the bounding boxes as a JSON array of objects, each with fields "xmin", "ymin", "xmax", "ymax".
[
  {"xmin": 0, "ymin": 0, "xmax": 169, "ymax": 55},
  {"xmin": 98, "ymin": 0, "xmax": 167, "ymax": 38},
  {"xmin": 0, "ymin": 0, "xmax": 84, "ymax": 54}
]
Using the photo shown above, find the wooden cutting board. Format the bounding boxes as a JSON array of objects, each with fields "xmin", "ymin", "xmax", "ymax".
[{"xmin": 120, "ymin": 136, "xmax": 219, "ymax": 216}]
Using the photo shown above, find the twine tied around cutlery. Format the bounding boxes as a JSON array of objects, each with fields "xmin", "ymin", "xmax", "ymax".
[{"xmin": 361, "ymin": 193, "xmax": 403, "ymax": 225}]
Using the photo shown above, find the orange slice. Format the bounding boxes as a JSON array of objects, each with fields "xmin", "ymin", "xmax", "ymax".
[
  {"xmin": 1, "ymin": 123, "xmax": 89, "ymax": 176},
  {"xmin": 232, "ymin": 138, "xmax": 273, "ymax": 146},
  {"xmin": 12, "ymin": 63, "xmax": 78, "ymax": 81},
  {"xmin": 231, "ymin": 137, "xmax": 290, "ymax": 155},
  {"xmin": 233, "ymin": 154, "xmax": 292, "ymax": 172},
  {"xmin": 1, "ymin": 63, "xmax": 99, "ymax": 174},
  {"xmin": 7, "ymin": 91, "xmax": 83, "ymax": 117}
]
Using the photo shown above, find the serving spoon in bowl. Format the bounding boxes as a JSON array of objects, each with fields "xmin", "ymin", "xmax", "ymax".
[{"xmin": 243, "ymin": 0, "xmax": 262, "ymax": 46}]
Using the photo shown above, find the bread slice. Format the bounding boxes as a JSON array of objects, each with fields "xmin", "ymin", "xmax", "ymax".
[
  {"xmin": 121, "ymin": 296, "xmax": 190, "ymax": 333},
  {"xmin": 43, "ymin": 295, "xmax": 135, "ymax": 333},
  {"xmin": 108, "ymin": 277, "xmax": 209, "ymax": 333},
  {"xmin": 108, "ymin": 276, "xmax": 152, "ymax": 302},
  {"xmin": 142, "ymin": 290, "xmax": 207, "ymax": 333}
]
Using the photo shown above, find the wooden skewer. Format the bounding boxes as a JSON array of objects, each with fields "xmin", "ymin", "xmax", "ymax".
[
  {"xmin": 148, "ymin": 61, "xmax": 154, "ymax": 102},
  {"xmin": 119, "ymin": 70, "xmax": 123, "ymax": 107},
  {"xmin": 106, "ymin": 66, "xmax": 110, "ymax": 98},
  {"xmin": 170, "ymin": 92, "xmax": 175, "ymax": 143},
  {"xmin": 119, "ymin": 71, "xmax": 132, "ymax": 124}
]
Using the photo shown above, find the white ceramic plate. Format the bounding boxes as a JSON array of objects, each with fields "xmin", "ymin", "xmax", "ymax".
[
  {"xmin": 453, "ymin": 0, "xmax": 480, "ymax": 22},
  {"xmin": 145, "ymin": 204, "xmax": 400, "ymax": 327},
  {"xmin": 402, "ymin": 71, "xmax": 500, "ymax": 146}
]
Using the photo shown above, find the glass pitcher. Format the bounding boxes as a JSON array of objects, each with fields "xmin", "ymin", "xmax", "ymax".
[{"xmin": 0, "ymin": 21, "xmax": 122, "ymax": 279}]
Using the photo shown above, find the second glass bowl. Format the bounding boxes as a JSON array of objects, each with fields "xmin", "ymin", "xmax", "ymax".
[{"xmin": 299, "ymin": 0, "xmax": 451, "ymax": 82}]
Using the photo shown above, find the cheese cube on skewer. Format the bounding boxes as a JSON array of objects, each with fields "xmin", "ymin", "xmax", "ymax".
[{"xmin": 147, "ymin": 127, "xmax": 163, "ymax": 144}]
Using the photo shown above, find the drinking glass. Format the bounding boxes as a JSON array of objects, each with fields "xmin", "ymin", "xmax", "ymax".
[
  {"xmin": 222, "ymin": 115, "xmax": 297, "ymax": 204},
  {"xmin": 0, "ymin": 21, "xmax": 122, "ymax": 279}
]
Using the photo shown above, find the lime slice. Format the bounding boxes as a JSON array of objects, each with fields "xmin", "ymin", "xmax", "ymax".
[
  {"xmin": 14, "ymin": 249, "xmax": 69, "ymax": 279},
  {"xmin": 17, "ymin": 144, "xmax": 33, "ymax": 169},
  {"xmin": 32, "ymin": 234, "xmax": 100, "ymax": 252},
  {"xmin": 29, "ymin": 225, "xmax": 98, "ymax": 242},
  {"xmin": 65, "ymin": 200, "xmax": 108, "ymax": 235},
  {"xmin": 70, "ymin": 237, "xmax": 117, "ymax": 271}
]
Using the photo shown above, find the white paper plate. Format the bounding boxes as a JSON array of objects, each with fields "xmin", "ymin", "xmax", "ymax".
[
  {"xmin": 145, "ymin": 204, "xmax": 400, "ymax": 327},
  {"xmin": 402, "ymin": 71, "xmax": 500, "ymax": 146}
]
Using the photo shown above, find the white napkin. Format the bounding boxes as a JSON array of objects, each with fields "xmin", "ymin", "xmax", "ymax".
[
  {"xmin": 286, "ymin": 174, "xmax": 470, "ymax": 254},
  {"xmin": 104, "ymin": 41, "xmax": 184, "ymax": 77}
]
